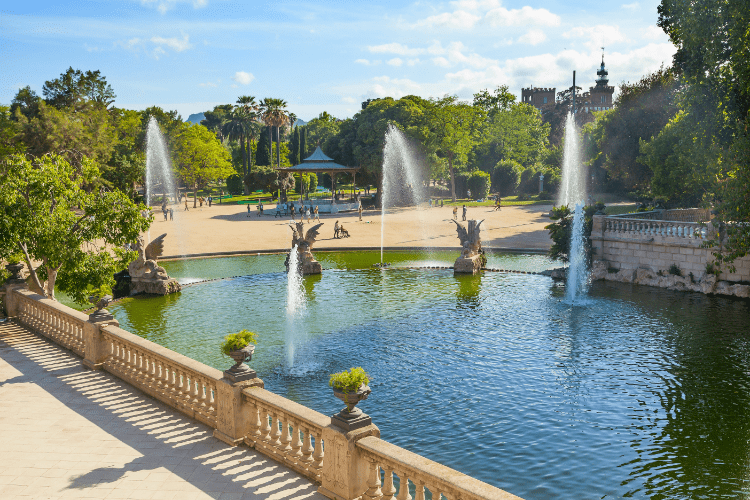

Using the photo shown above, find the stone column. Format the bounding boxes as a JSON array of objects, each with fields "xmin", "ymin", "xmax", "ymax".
[
  {"xmin": 318, "ymin": 423, "xmax": 380, "ymax": 500},
  {"xmin": 82, "ymin": 314, "xmax": 119, "ymax": 370},
  {"xmin": 213, "ymin": 377, "xmax": 264, "ymax": 446},
  {"xmin": 1, "ymin": 283, "xmax": 28, "ymax": 317}
]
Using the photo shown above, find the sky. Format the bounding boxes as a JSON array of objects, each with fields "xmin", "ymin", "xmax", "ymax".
[{"xmin": 1, "ymin": 0, "xmax": 676, "ymax": 121}]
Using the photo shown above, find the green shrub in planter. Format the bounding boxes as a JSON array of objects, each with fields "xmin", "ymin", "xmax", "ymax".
[
  {"xmin": 221, "ymin": 329, "xmax": 258, "ymax": 356},
  {"xmin": 329, "ymin": 367, "xmax": 370, "ymax": 393}
]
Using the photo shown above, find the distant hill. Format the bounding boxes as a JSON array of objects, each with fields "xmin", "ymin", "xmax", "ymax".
[
  {"xmin": 294, "ymin": 118, "xmax": 307, "ymax": 127},
  {"xmin": 186, "ymin": 112, "xmax": 205, "ymax": 124}
]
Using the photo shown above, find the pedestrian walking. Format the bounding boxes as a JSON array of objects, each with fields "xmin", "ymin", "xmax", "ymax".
[
  {"xmin": 208, "ymin": 196, "xmax": 212, "ymax": 207},
  {"xmin": 358, "ymin": 203, "xmax": 363, "ymax": 221},
  {"xmin": 169, "ymin": 208, "xmax": 174, "ymax": 220},
  {"xmin": 305, "ymin": 205, "xmax": 311, "ymax": 223},
  {"xmin": 163, "ymin": 208, "xmax": 168, "ymax": 221},
  {"xmin": 314, "ymin": 205, "xmax": 320, "ymax": 221},
  {"xmin": 452, "ymin": 206, "xmax": 457, "ymax": 220},
  {"xmin": 462, "ymin": 205, "xmax": 467, "ymax": 221},
  {"xmin": 259, "ymin": 202, "xmax": 264, "ymax": 216},
  {"xmin": 247, "ymin": 204, "xmax": 251, "ymax": 217},
  {"xmin": 184, "ymin": 200, "xmax": 189, "ymax": 211},
  {"xmin": 290, "ymin": 204, "xmax": 296, "ymax": 221},
  {"xmin": 334, "ymin": 220, "xmax": 340, "ymax": 238},
  {"xmin": 494, "ymin": 196, "xmax": 502, "ymax": 211}
]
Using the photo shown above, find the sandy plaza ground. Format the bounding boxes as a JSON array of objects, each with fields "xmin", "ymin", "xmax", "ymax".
[{"xmin": 152, "ymin": 201, "xmax": 554, "ymax": 258}]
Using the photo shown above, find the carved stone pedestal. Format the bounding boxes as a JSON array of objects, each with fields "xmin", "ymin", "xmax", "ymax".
[
  {"xmin": 213, "ymin": 377, "xmax": 264, "ymax": 446},
  {"xmin": 130, "ymin": 277, "xmax": 181, "ymax": 295},
  {"xmin": 454, "ymin": 254, "xmax": 483, "ymax": 275},
  {"xmin": 302, "ymin": 260, "xmax": 322, "ymax": 275}
]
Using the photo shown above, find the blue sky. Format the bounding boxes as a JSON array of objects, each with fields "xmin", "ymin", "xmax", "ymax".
[{"xmin": 1, "ymin": 0, "xmax": 675, "ymax": 121}]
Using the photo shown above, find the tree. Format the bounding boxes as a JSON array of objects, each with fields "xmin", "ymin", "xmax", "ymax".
[
  {"xmin": 42, "ymin": 67, "xmax": 116, "ymax": 110},
  {"xmin": 201, "ymin": 104, "xmax": 233, "ymax": 142},
  {"xmin": 0, "ymin": 105, "xmax": 23, "ymax": 160},
  {"xmin": 305, "ymin": 112, "xmax": 340, "ymax": 150},
  {"xmin": 173, "ymin": 124, "xmax": 234, "ymax": 207},
  {"xmin": 255, "ymin": 126, "xmax": 272, "ymax": 167},
  {"xmin": 467, "ymin": 171, "xmax": 491, "ymax": 199},
  {"xmin": 0, "ymin": 154, "xmax": 150, "ymax": 302},
  {"xmin": 10, "ymin": 86, "xmax": 41, "ymax": 120},
  {"xmin": 289, "ymin": 126, "xmax": 301, "ymax": 165},
  {"xmin": 260, "ymin": 98, "xmax": 289, "ymax": 168},
  {"xmin": 300, "ymin": 126, "xmax": 307, "ymax": 159},
  {"xmin": 427, "ymin": 95, "xmax": 482, "ymax": 201},
  {"xmin": 473, "ymin": 85, "xmax": 516, "ymax": 117}
]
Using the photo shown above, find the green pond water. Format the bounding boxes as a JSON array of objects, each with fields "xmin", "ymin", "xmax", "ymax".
[{"xmin": 102, "ymin": 251, "xmax": 750, "ymax": 499}]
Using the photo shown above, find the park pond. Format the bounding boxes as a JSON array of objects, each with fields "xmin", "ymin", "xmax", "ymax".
[{"xmin": 108, "ymin": 251, "xmax": 750, "ymax": 499}]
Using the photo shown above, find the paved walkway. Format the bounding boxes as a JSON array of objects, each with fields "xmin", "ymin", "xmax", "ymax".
[{"xmin": 0, "ymin": 320, "xmax": 327, "ymax": 500}]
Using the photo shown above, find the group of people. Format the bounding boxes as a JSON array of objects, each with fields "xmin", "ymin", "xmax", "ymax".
[
  {"xmin": 452, "ymin": 204, "xmax": 469, "ymax": 221},
  {"xmin": 333, "ymin": 220, "xmax": 350, "ymax": 238}
]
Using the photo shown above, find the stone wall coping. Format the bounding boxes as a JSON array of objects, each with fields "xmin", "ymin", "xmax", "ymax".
[
  {"xmin": 100, "ymin": 323, "xmax": 223, "ymax": 382},
  {"xmin": 356, "ymin": 435, "xmax": 524, "ymax": 500},
  {"xmin": 242, "ymin": 386, "xmax": 331, "ymax": 429}
]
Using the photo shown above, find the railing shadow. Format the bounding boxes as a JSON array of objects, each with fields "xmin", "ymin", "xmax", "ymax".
[{"xmin": 0, "ymin": 320, "xmax": 326, "ymax": 500}]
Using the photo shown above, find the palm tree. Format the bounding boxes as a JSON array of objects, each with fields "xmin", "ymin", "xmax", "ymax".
[
  {"xmin": 236, "ymin": 96, "xmax": 260, "ymax": 173},
  {"xmin": 222, "ymin": 107, "xmax": 249, "ymax": 177},
  {"xmin": 260, "ymin": 97, "xmax": 289, "ymax": 169}
]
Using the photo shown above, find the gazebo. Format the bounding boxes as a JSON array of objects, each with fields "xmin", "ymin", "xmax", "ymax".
[{"xmin": 277, "ymin": 147, "xmax": 361, "ymax": 213}]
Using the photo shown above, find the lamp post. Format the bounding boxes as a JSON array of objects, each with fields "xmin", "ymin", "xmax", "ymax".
[{"xmin": 539, "ymin": 173, "xmax": 545, "ymax": 193}]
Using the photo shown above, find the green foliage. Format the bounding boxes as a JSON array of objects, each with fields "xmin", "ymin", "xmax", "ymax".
[
  {"xmin": 467, "ymin": 171, "xmax": 491, "ymax": 199},
  {"xmin": 308, "ymin": 172, "xmax": 318, "ymax": 191},
  {"xmin": 42, "ymin": 67, "xmax": 115, "ymax": 110},
  {"xmin": 255, "ymin": 127, "xmax": 272, "ymax": 166},
  {"xmin": 220, "ymin": 329, "xmax": 258, "ymax": 356},
  {"xmin": 305, "ymin": 112, "xmax": 340, "ymax": 154},
  {"xmin": 473, "ymin": 85, "xmax": 516, "ymax": 116},
  {"xmin": 226, "ymin": 174, "xmax": 244, "ymax": 194},
  {"xmin": 453, "ymin": 172, "xmax": 469, "ymax": 199},
  {"xmin": 329, "ymin": 367, "xmax": 370, "ymax": 393},
  {"xmin": 545, "ymin": 205, "xmax": 599, "ymax": 263},
  {"xmin": 582, "ymin": 67, "xmax": 680, "ymax": 194},
  {"xmin": 492, "ymin": 160, "xmax": 520, "ymax": 195},
  {"xmin": 668, "ymin": 263, "xmax": 682, "ymax": 276},
  {"xmin": 173, "ymin": 123, "xmax": 234, "ymax": 204},
  {"xmin": 0, "ymin": 153, "xmax": 150, "ymax": 302},
  {"xmin": 0, "ymin": 105, "xmax": 23, "ymax": 160}
]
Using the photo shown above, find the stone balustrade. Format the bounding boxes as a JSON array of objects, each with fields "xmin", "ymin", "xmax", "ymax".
[
  {"xmin": 2, "ymin": 286, "xmax": 523, "ymax": 500},
  {"xmin": 602, "ymin": 217, "xmax": 708, "ymax": 240},
  {"xmin": 356, "ymin": 436, "xmax": 523, "ymax": 500},
  {"xmin": 609, "ymin": 208, "xmax": 711, "ymax": 223},
  {"xmin": 14, "ymin": 289, "xmax": 87, "ymax": 357},
  {"xmin": 99, "ymin": 324, "xmax": 221, "ymax": 427}
]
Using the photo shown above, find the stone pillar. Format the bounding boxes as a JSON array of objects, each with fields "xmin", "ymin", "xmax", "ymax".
[
  {"xmin": 1, "ymin": 283, "xmax": 28, "ymax": 317},
  {"xmin": 213, "ymin": 377, "xmax": 264, "ymax": 446},
  {"xmin": 590, "ymin": 214, "xmax": 605, "ymax": 259},
  {"xmin": 318, "ymin": 423, "xmax": 380, "ymax": 500},
  {"xmin": 82, "ymin": 315, "xmax": 119, "ymax": 370}
]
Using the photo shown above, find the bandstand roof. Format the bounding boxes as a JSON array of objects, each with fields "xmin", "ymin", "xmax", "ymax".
[{"xmin": 278, "ymin": 146, "xmax": 359, "ymax": 174}]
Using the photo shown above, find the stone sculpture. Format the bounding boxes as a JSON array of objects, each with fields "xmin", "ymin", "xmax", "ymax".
[
  {"xmin": 287, "ymin": 222, "xmax": 324, "ymax": 275},
  {"xmin": 127, "ymin": 233, "xmax": 181, "ymax": 295},
  {"xmin": 452, "ymin": 219, "xmax": 485, "ymax": 275}
]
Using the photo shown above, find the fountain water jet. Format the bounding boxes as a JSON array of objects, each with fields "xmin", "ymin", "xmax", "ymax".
[
  {"xmin": 559, "ymin": 112, "xmax": 588, "ymax": 303},
  {"xmin": 145, "ymin": 116, "xmax": 177, "ymax": 208},
  {"xmin": 284, "ymin": 244, "xmax": 307, "ymax": 366},
  {"xmin": 380, "ymin": 124, "xmax": 428, "ymax": 263}
]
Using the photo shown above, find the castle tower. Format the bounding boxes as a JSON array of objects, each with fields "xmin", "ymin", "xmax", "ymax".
[
  {"xmin": 587, "ymin": 50, "xmax": 614, "ymax": 112},
  {"xmin": 521, "ymin": 87, "xmax": 556, "ymax": 111}
]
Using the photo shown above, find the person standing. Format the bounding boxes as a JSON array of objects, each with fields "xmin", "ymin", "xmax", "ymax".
[
  {"xmin": 247, "ymin": 204, "xmax": 251, "ymax": 217},
  {"xmin": 452, "ymin": 206, "xmax": 458, "ymax": 220},
  {"xmin": 358, "ymin": 203, "xmax": 363, "ymax": 221},
  {"xmin": 290, "ymin": 204, "xmax": 296, "ymax": 221},
  {"xmin": 494, "ymin": 196, "xmax": 502, "ymax": 211},
  {"xmin": 259, "ymin": 202, "xmax": 264, "ymax": 216},
  {"xmin": 184, "ymin": 200, "xmax": 189, "ymax": 211},
  {"xmin": 314, "ymin": 205, "xmax": 320, "ymax": 221},
  {"xmin": 334, "ymin": 220, "xmax": 340, "ymax": 238},
  {"xmin": 163, "ymin": 208, "xmax": 168, "ymax": 221},
  {"xmin": 462, "ymin": 205, "xmax": 467, "ymax": 221},
  {"xmin": 169, "ymin": 208, "xmax": 174, "ymax": 220},
  {"xmin": 208, "ymin": 196, "xmax": 212, "ymax": 207}
]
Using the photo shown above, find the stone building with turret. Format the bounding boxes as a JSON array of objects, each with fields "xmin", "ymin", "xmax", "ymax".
[{"xmin": 521, "ymin": 55, "xmax": 615, "ymax": 113}]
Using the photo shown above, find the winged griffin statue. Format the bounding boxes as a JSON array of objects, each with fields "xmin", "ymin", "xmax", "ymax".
[
  {"xmin": 127, "ymin": 233, "xmax": 181, "ymax": 295},
  {"xmin": 452, "ymin": 219, "xmax": 485, "ymax": 274},
  {"xmin": 286, "ymin": 222, "xmax": 324, "ymax": 275}
]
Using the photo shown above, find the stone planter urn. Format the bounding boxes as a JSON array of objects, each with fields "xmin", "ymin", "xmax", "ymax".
[
  {"xmin": 224, "ymin": 345, "xmax": 256, "ymax": 383},
  {"xmin": 4, "ymin": 263, "xmax": 25, "ymax": 283},
  {"xmin": 331, "ymin": 384, "xmax": 372, "ymax": 431}
]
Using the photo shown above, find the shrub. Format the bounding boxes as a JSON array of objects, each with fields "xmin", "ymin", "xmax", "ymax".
[
  {"xmin": 668, "ymin": 263, "xmax": 682, "ymax": 276},
  {"xmin": 453, "ymin": 172, "xmax": 469, "ymax": 199},
  {"xmin": 492, "ymin": 160, "xmax": 520, "ymax": 196},
  {"xmin": 537, "ymin": 190, "xmax": 555, "ymax": 201},
  {"xmin": 516, "ymin": 192, "xmax": 530, "ymax": 201},
  {"xmin": 545, "ymin": 204, "xmax": 598, "ymax": 264},
  {"xmin": 467, "ymin": 171, "xmax": 491, "ymax": 200},
  {"xmin": 226, "ymin": 174, "xmax": 244, "ymax": 195},
  {"xmin": 220, "ymin": 329, "xmax": 258, "ymax": 356},
  {"xmin": 329, "ymin": 367, "xmax": 370, "ymax": 393}
]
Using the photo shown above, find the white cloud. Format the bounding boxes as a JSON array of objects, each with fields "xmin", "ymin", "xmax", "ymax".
[
  {"xmin": 367, "ymin": 43, "xmax": 424, "ymax": 56},
  {"xmin": 150, "ymin": 34, "xmax": 192, "ymax": 52},
  {"xmin": 415, "ymin": 11, "xmax": 481, "ymax": 29},
  {"xmin": 484, "ymin": 6, "xmax": 560, "ymax": 27},
  {"xmin": 139, "ymin": 0, "xmax": 209, "ymax": 14},
  {"xmin": 387, "ymin": 58, "xmax": 403, "ymax": 67},
  {"xmin": 232, "ymin": 71, "xmax": 255, "ymax": 85},
  {"xmin": 198, "ymin": 82, "xmax": 217, "ymax": 88},
  {"xmin": 342, "ymin": 96, "xmax": 356, "ymax": 103},
  {"xmin": 622, "ymin": 2, "xmax": 640, "ymax": 10},
  {"xmin": 642, "ymin": 25, "xmax": 667, "ymax": 41},
  {"xmin": 355, "ymin": 59, "xmax": 371, "ymax": 65},
  {"xmin": 432, "ymin": 57, "xmax": 451, "ymax": 68},
  {"xmin": 518, "ymin": 29, "xmax": 547, "ymax": 45},
  {"xmin": 406, "ymin": 58, "xmax": 420, "ymax": 66},
  {"xmin": 563, "ymin": 25, "xmax": 628, "ymax": 50}
]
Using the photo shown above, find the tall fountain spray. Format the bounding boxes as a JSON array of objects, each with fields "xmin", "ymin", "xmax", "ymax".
[
  {"xmin": 559, "ymin": 111, "xmax": 588, "ymax": 303},
  {"xmin": 380, "ymin": 124, "xmax": 427, "ymax": 263},
  {"xmin": 145, "ymin": 116, "xmax": 177, "ymax": 207},
  {"xmin": 285, "ymin": 245, "xmax": 307, "ymax": 366}
]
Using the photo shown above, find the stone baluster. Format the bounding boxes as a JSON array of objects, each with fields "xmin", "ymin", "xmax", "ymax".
[
  {"xmin": 262, "ymin": 408, "xmax": 273, "ymax": 442},
  {"xmin": 414, "ymin": 481, "xmax": 425, "ymax": 500},
  {"xmin": 251, "ymin": 405, "xmax": 263, "ymax": 441},
  {"xmin": 282, "ymin": 417, "xmax": 293, "ymax": 454},
  {"xmin": 396, "ymin": 472, "xmax": 412, "ymax": 500},
  {"xmin": 175, "ymin": 368, "xmax": 185, "ymax": 400},
  {"xmin": 364, "ymin": 459, "xmax": 383, "ymax": 500},
  {"xmin": 300, "ymin": 427, "xmax": 314, "ymax": 464},
  {"xmin": 311, "ymin": 431, "xmax": 324, "ymax": 470},
  {"xmin": 382, "ymin": 467, "xmax": 397, "ymax": 500},
  {"xmin": 197, "ymin": 378, "xmax": 208, "ymax": 409},
  {"xmin": 271, "ymin": 414, "xmax": 282, "ymax": 447},
  {"xmin": 291, "ymin": 425, "xmax": 303, "ymax": 460}
]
